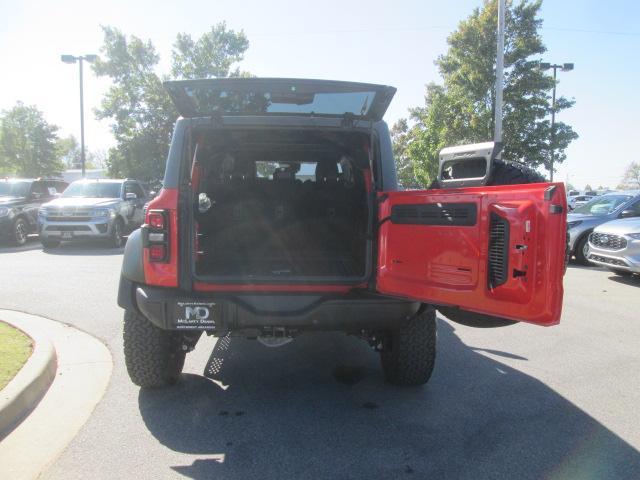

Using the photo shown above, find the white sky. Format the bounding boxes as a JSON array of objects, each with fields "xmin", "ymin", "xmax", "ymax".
[{"xmin": 1, "ymin": 0, "xmax": 639, "ymax": 190}]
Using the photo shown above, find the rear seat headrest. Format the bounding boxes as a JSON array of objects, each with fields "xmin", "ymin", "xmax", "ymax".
[{"xmin": 315, "ymin": 160, "xmax": 339, "ymax": 181}]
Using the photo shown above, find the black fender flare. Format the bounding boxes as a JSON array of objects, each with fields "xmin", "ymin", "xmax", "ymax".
[{"xmin": 117, "ymin": 228, "xmax": 145, "ymax": 311}]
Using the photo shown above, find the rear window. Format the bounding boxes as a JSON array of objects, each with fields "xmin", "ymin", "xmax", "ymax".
[
  {"xmin": 183, "ymin": 88, "xmax": 376, "ymax": 117},
  {"xmin": 164, "ymin": 78, "xmax": 396, "ymax": 120},
  {"xmin": 0, "ymin": 181, "xmax": 30, "ymax": 197},
  {"xmin": 255, "ymin": 161, "xmax": 341, "ymax": 181}
]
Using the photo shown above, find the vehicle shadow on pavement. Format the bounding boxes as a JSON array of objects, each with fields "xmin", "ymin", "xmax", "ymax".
[
  {"xmin": 138, "ymin": 319, "xmax": 640, "ymax": 480},
  {"xmin": 607, "ymin": 274, "xmax": 640, "ymax": 287},
  {"xmin": 41, "ymin": 239, "xmax": 125, "ymax": 256},
  {"xmin": 0, "ymin": 237, "xmax": 42, "ymax": 253},
  {"xmin": 567, "ymin": 263, "xmax": 604, "ymax": 271}
]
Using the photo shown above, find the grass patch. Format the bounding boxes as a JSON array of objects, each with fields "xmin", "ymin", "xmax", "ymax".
[{"xmin": 0, "ymin": 322, "xmax": 33, "ymax": 390}]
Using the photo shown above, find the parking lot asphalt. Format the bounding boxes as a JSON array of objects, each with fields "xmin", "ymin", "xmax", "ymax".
[{"xmin": 1, "ymin": 238, "xmax": 639, "ymax": 479}]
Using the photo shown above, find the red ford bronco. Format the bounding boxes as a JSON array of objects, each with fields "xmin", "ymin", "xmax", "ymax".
[{"xmin": 117, "ymin": 78, "xmax": 566, "ymax": 388}]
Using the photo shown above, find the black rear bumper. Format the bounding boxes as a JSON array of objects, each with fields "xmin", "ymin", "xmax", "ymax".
[{"xmin": 119, "ymin": 278, "xmax": 420, "ymax": 333}]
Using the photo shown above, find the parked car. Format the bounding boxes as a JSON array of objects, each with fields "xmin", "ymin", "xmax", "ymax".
[
  {"xmin": 38, "ymin": 178, "xmax": 147, "ymax": 248},
  {"xmin": 568, "ymin": 194, "xmax": 596, "ymax": 211},
  {"xmin": 0, "ymin": 178, "xmax": 68, "ymax": 246},
  {"xmin": 587, "ymin": 218, "xmax": 640, "ymax": 276},
  {"xmin": 567, "ymin": 191, "xmax": 640, "ymax": 264},
  {"xmin": 117, "ymin": 78, "xmax": 567, "ymax": 388}
]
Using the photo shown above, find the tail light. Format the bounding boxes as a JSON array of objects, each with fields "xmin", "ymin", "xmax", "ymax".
[
  {"xmin": 142, "ymin": 188, "xmax": 179, "ymax": 287},
  {"xmin": 146, "ymin": 210, "xmax": 169, "ymax": 263},
  {"xmin": 148, "ymin": 211, "xmax": 165, "ymax": 230}
]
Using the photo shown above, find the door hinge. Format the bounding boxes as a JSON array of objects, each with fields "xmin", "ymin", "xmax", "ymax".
[{"xmin": 341, "ymin": 112, "xmax": 355, "ymax": 129}]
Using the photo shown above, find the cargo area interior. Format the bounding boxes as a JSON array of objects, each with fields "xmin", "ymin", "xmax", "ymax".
[{"xmin": 191, "ymin": 129, "xmax": 371, "ymax": 281}]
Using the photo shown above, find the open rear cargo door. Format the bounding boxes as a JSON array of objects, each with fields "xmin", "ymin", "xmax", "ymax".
[
  {"xmin": 376, "ymin": 183, "xmax": 567, "ymax": 326},
  {"xmin": 164, "ymin": 78, "xmax": 396, "ymax": 121}
]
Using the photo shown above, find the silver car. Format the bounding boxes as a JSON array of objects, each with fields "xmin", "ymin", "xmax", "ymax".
[
  {"xmin": 38, "ymin": 179, "xmax": 147, "ymax": 248},
  {"xmin": 588, "ymin": 218, "xmax": 640, "ymax": 275},
  {"xmin": 568, "ymin": 194, "xmax": 595, "ymax": 211},
  {"xmin": 567, "ymin": 191, "xmax": 640, "ymax": 265}
]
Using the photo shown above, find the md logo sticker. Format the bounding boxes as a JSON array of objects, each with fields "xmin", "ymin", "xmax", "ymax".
[
  {"xmin": 185, "ymin": 306, "xmax": 210, "ymax": 320},
  {"xmin": 176, "ymin": 302, "xmax": 217, "ymax": 329}
]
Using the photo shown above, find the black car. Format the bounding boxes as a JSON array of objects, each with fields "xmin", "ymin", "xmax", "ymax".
[{"xmin": 0, "ymin": 178, "xmax": 68, "ymax": 245}]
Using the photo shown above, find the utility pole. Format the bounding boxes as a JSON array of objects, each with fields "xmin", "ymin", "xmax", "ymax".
[
  {"xmin": 61, "ymin": 54, "xmax": 98, "ymax": 178},
  {"xmin": 79, "ymin": 58, "xmax": 86, "ymax": 178},
  {"xmin": 494, "ymin": 0, "xmax": 506, "ymax": 158}
]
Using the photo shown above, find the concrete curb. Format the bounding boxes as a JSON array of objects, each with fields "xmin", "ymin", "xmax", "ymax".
[
  {"xmin": 0, "ymin": 319, "xmax": 57, "ymax": 437},
  {"xmin": 0, "ymin": 309, "xmax": 112, "ymax": 480}
]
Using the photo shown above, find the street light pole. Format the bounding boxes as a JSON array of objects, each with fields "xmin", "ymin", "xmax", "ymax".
[
  {"xmin": 494, "ymin": 0, "xmax": 506, "ymax": 156},
  {"xmin": 61, "ymin": 54, "xmax": 98, "ymax": 178},
  {"xmin": 79, "ymin": 57, "xmax": 86, "ymax": 178},
  {"xmin": 540, "ymin": 62, "xmax": 574, "ymax": 182}
]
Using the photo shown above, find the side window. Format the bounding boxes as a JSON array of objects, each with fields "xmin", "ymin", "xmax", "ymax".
[
  {"xmin": 132, "ymin": 183, "xmax": 145, "ymax": 199},
  {"xmin": 627, "ymin": 200, "xmax": 640, "ymax": 216},
  {"xmin": 44, "ymin": 181, "xmax": 61, "ymax": 196},
  {"xmin": 124, "ymin": 182, "xmax": 144, "ymax": 199},
  {"xmin": 30, "ymin": 181, "xmax": 47, "ymax": 197}
]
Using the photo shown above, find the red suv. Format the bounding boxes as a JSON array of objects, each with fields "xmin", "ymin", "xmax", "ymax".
[{"xmin": 117, "ymin": 78, "xmax": 567, "ymax": 388}]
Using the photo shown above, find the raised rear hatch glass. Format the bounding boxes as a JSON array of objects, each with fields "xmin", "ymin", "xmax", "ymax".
[{"xmin": 164, "ymin": 78, "xmax": 396, "ymax": 121}]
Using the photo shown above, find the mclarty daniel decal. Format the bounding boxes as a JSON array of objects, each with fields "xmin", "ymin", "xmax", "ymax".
[{"xmin": 176, "ymin": 301, "xmax": 217, "ymax": 329}]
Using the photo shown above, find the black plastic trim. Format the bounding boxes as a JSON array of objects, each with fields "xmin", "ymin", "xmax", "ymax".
[
  {"xmin": 121, "ymin": 228, "xmax": 145, "ymax": 283},
  {"xmin": 549, "ymin": 204, "xmax": 564, "ymax": 214},
  {"xmin": 391, "ymin": 202, "xmax": 477, "ymax": 226},
  {"xmin": 117, "ymin": 276, "xmax": 136, "ymax": 311},
  {"xmin": 488, "ymin": 213, "xmax": 510, "ymax": 288},
  {"xmin": 544, "ymin": 185, "xmax": 557, "ymax": 201},
  {"xmin": 134, "ymin": 285, "xmax": 420, "ymax": 332}
]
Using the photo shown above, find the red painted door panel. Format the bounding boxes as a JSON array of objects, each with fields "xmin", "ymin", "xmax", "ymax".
[{"xmin": 376, "ymin": 183, "xmax": 567, "ymax": 326}]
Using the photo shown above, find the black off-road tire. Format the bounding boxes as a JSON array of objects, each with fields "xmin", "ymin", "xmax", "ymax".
[
  {"xmin": 429, "ymin": 159, "xmax": 546, "ymax": 189},
  {"xmin": 110, "ymin": 218, "xmax": 125, "ymax": 248},
  {"xmin": 380, "ymin": 307, "xmax": 437, "ymax": 386},
  {"xmin": 12, "ymin": 217, "xmax": 29, "ymax": 246},
  {"xmin": 123, "ymin": 309, "xmax": 186, "ymax": 388},
  {"xmin": 574, "ymin": 235, "xmax": 592, "ymax": 266},
  {"xmin": 486, "ymin": 159, "xmax": 546, "ymax": 185}
]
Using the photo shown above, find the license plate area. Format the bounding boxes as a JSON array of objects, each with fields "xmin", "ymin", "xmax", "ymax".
[
  {"xmin": 61, "ymin": 231, "xmax": 73, "ymax": 239},
  {"xmin": 174, "ymin": 301, "xmax": 221, "ymax": 330}
]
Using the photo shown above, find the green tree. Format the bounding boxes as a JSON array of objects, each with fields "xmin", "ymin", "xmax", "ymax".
[
  {"xmin": 56, "ymin": 135, "xmax": 79, "ymax": 168},
  {"xmin": 396, "ymin": 0, "xmax": 578, "ymax": 186},
  {"xmin": 621, "ymin": 161, "xmax": 640, "ymax": 188},
  {"xmin": 94, "ymin": 23, "xmax": 249, "ymax": 182},
  {"xmin": 171, "ymin": 22, "xmax": 249, "ymax": 79},
  {"xmin": 0, "ymin": 102, "xmax": 63, "ymax": 177},
  {"xmin": 56, "ymin": 134, "xmax": 102, "ymax": 170},
  {"xmin": 391, "ymin": 119, "xmax": 420, "ymax": 188}
]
